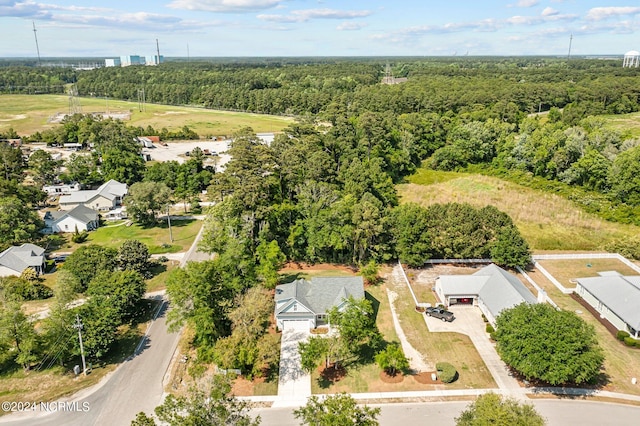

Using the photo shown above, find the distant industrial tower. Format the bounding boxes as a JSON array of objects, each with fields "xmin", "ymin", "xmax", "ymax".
[
  {"xmin": 567, "ymin": 34, "xmax": 573, "ymax": 59},
  {"xmin": 68, "ymin": 84, "xmax": 82, "ymax": 115},
  {"xmin": 32, "ymin": 21, "xmax": 41, "ymax": 66}
]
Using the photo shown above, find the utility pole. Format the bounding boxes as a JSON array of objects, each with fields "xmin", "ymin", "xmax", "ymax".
[
  {"xmin": 167, "ymin": 204, "xmax": 173, "ymax": 243},
  {"xmin": 156, "ymin": 38, "xmax": 161, "ymax": 65},
  {"xmin": 32, "ymin": 21, "xmax": 41, "ymax": 67},
  {"xmin": 73, "ymin": 314, "xmax": 87, "ymax": 376},
  {"xmin": 567, "ymin": 33, "xmax": 573, "ymax": 59}
]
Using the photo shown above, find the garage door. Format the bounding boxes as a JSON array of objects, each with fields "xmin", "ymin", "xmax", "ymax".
[{"xmin": 283, "ymin": 320, "xmax": 311, "ymax": 331}]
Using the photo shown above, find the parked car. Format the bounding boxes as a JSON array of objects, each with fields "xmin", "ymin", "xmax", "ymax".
[{"xmin": 425, "ymin": 306, "xmax": 455, "ymax": 322}]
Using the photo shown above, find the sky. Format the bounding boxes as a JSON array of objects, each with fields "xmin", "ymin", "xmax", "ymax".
[{"xmin": 1, "ymin": 0, "xmax": 640, "ymax": 58}]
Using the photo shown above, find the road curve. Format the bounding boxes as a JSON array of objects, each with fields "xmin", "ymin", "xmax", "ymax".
[{"xmin": 1, "ymin": 297, "xmax": 180, "ymax": 426}]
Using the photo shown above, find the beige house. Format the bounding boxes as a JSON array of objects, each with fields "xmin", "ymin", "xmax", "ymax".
[{"xmin": 59, "ymin": 179, "xmax": 127, "ymax": 211}]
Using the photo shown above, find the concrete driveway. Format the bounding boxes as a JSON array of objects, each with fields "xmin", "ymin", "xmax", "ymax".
[
  {"xmin": 423, "ymin": 305, "xmax": 525, "ymax": 398},
  {"xmin": 273, "ymin": 321, "xmax": 311, "ymax": 407}
]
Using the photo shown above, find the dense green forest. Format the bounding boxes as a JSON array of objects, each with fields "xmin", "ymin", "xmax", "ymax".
[{"xmin": 2, "ymin": 57, "xmax": 640, "ymax": 374}]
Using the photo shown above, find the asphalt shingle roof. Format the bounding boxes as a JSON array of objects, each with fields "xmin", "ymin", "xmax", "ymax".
[
  {"xmin": 0, "ymin": 243, "xmax": 45, "ymax": 274},
  {"xmin": 275, "ymin": 276, "xmax": 364, "ymax": 315}
]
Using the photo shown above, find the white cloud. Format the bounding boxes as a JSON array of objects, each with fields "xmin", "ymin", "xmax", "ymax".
[
  {"xmin": 0, "ymin": 1, "xmax": 51, "ymax": 18},
  {"xmin": 167, "ymin": 0, "xmax": 282, "ymax": 13},
  {"xmin": 337, "ymin": 21, "xmax": 365, "ymax": 31},
  {"xmin": 516, "ymin": 0, "xmax": 538, "ymax": 7},
  {"xmin": 586, "ymin": 6, "xmax": 640, "ymax": 21},
  {"xmin": 541, "ymin": 7, "xmax": 558, "ymax": 17},
  {"xmin": 258, "ymin": 8, "xmax": 371, "ymax": 23}
]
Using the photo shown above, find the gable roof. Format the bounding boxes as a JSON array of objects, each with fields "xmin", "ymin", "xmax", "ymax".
[
  {"xmin": 275, "ymin": 276, "xmax": 364, "ymax": 315},
  {"xmin": 59, "ymin": 179, "xmax": 127, "ymax": 205},
  {"xmin": 439, "ymin": 264, "xmax": 538, "ymax": 318},
  {"xmin": 577, "ymin": 275, "xmax": 640, "ymax": 331},
  {"xmin": 0, "ymin": 244, "xmax": 45, "ymax": 274},
  {"xmin": 46, "ymin": 204, "xmax": 99, "ymax": 225}
]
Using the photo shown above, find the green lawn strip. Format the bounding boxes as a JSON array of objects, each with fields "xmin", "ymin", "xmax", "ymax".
[
  {"xmin": 0, "ymin": 94, "xmax": 293, "ymax": 136},
  {"xmin": 67, "ymin": 219, "xmax": 201, "ymax": 254},
  {"xmin": 602, "ymin": 111, "xmax": 640, "ymax": 139},
  {"xmin": 527, "ymin": 267, "xmax": 640, "ymax": 396},
  {"xmin": 145, "ymin": 260, "xmax": 179, "ymax": 293},
  {"xmin": 386, "ymin": 274, "xmax": 496, "ymax": 390}
]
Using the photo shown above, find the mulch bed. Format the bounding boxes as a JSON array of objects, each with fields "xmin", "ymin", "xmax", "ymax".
[
  {"xmin": 380, "ymin": 371, "xmax": 404, "ymax": 383},
  {"xmin": 319, "ymin": 364, "xmax": 347, "ymax": 383},
  {"xmin": 412, "ymin": 371, "xmax": 441, "ymax": 384}
]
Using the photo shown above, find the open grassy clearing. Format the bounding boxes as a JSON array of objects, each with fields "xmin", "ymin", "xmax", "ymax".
[
  {"xmin": 64, "ymin": 219, "xmax": 201, "ymax": 254},
  {"xmin": 400, "ymin": 169, "xmax": 640, "ymax": 251},
  {"xmin": 603, "ymin": 111, "xmax": 640, "ymax": 139},
  {"xmin": 536, "ymin": 258, "xmax": 639, "ymax": 287},
  {"xmin": 0, "ymin": 94, "xmax": 293, "ymax": 136},
  {"xmin": 145, "ymin": 260, "xmax": 179, "ymax": 292},
  {"xmin": 526, "ymin": 264, "xmax": 640, "ymax": 396}
]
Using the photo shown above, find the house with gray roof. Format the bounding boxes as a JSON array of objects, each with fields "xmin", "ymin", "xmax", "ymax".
[
  {"xmin": 274, "ymin": 276, "xmax": 365, "ymax": 330},
  {"xmin": 576, "ymin": 272, "xmax": 640, "ymax": 338},
  {"xmin": 435, "ymin": 264, "xmax": 539, "ymax": 326},
  {"xmin": 0, "ymin": 244, "xmax": 46, "ymax": 277},
  {"xmin": 59, "ymin": 179, "xmax": 127, "ymax": 211},
  {"xmin": 43, "ymin": 204, "xmax": 99, "ymax": 233}
]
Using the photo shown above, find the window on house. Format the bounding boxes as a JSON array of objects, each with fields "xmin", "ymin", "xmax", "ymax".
[
  {"xmin": 293, "ymin": 304, "xmax": 297, "ymax": 312},
  {"xmin": 64, "ymin": 224, "xmax": 68, "ymax": 230}
]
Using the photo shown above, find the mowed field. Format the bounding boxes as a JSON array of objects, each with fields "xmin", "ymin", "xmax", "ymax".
[
  {"xmin": 0, "ymin": 94, "xmax": 293, "ymax": 136},
  {"xmin": 604, "ymin": 111, "xmax": 640, "ymax": 138},
  {"xmin": 399, "ymin": 169, "xmax": 640, "ymax": 251}
]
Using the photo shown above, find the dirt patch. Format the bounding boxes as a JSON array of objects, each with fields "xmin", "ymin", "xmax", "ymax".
[
  {"xmin": 412, "ymin": 371, "xmax": 441, "ymax": 384},
  {"xmin": 232, "ymin": 376, "xmax": 265, "ymax": 397},
  {"xmin": 281, "ymin": 262, "xmax": 356, "ymax": 274},
  {"xmin": 380, "ymin": 371, "xmax": 405, "ymax": 383}
]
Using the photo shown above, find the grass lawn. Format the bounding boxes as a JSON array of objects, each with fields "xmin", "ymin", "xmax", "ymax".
[
  {"xmin": 384, "ymin": 269, "xmax": 496, "ymax": 390},
  {"xmin": 146, "ymin": 260, "xmax": 179, "ymax": 292},
  {"xmin": 526, "ymin": 265, "xmax": 640, "ymax": 396},
  {"xmin": 66, "ymin": 219, "xmax": 201, "ymax": 254},
  {"xmin": 603, "ymin": 111, "xmax": 640, "ymax": 139},
  {"xmin": 311, "ymin": 268, "xmax": 495, "ymax": 394},
  {"xmin": 0, "ymin": 94, "xmax": 293, "ymax": 136},
  {"xmin": 536, "ymin": 258, "xmax": 639, "ymax": 287},
  {"xmin": 400, "ymin": 169, "xmax": 640, "ymax": 251}
]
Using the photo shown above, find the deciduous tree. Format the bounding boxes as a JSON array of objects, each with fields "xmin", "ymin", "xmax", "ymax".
[
  {"xmin": 495, "ymin": 303, "xmax": 604, "ymax": 386},
  {"xmin": 456, "ymin": 393, "xmax": 545, "ymax": 426},
  {"xmin": 293, "ymin": 393, "xmax": 380, "ymax": 426}
]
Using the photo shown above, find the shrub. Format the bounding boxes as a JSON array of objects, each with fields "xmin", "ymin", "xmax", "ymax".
[
  {"xmin": 490, "ymin": 332, "xmax": 497, "ymax": 341},
  {"xmin": 486, "ymin": 324, "xmax": 495, "ymax": 333},
  {"xmin": 71, "ymin": 230, "xmax": 89, "ymax": 243},
  {"xmin": 481, "ymin": 314, "xmax": 488, "ymax": 323},
  {"xmin": 436, "ymin": 362, "xmax": 458, "ymax": 383},
  {"xmin": 157, "ymin": 255, "xmax": 169, "ymax": 263},
  {"xmin": 617, "ymin": 330, "xmax": 630, "ymax": 341},
  {"xmin": 624, "ymin": 337, "xmax": 637, "ymax": 347}
]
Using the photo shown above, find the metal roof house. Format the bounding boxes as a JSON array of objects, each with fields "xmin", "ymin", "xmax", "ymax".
[
  {"xmin": 59, "ymin": 179, "xmax": 127, "ymax": 211},
  {"xmin": 435, "ymin": 264, "xmax": 539, "ymax": 326},
  {"xmin": 0, "ymin": 244, "xmax": 46, "ymax": 277},
  {"xmin": 274, "ymin": 276, "xmax": 364, "ymax": 330},
  {"xmin": 43, "ymin": 204, "xmax": 100, "ymax": 233},
  {"xmin": 576, "ymin": 272, "xmax": 640, "ymax": 338}
]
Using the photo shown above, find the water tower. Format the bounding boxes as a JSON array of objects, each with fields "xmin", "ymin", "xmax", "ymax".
[{"xmin": 623, "ymin": 50, "xmax": 640, "ymax": 68}]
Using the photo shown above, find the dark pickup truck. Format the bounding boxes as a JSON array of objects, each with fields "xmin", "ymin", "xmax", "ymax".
[{"xmin": 425, "ymin": 307, "xmax": 455, "ymax": 322}]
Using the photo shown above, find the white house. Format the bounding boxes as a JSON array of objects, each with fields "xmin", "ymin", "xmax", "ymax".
[
  {"xmin": 59, "ymin": 179, "xmax": 127, "ymax": 211},
  {"xmin": 576, "ymin": 272, "xmax": 640, "ymax": 338},
  {"xmin": 274, "ymin": 276, "xmax": 364, "ymax": 330},
  {"xmin": 43, "ymin": 204, "xmax": 99, "ymax": 233},
  {"xmin": 0, "ymin": 244, "xmax": 46, "ymax": 277},
  {"xmin": 435, "ymin": 264, "xmax": 539, "ymax": 326}
]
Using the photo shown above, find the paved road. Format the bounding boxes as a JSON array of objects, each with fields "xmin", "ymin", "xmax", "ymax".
[
  {"xmin": 1, "ymin": 297, "xmax": 180, "ymax": 426},
  {"xmin": 253, "ymin": 399, "xmax": 640, "ymax": 426}
]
